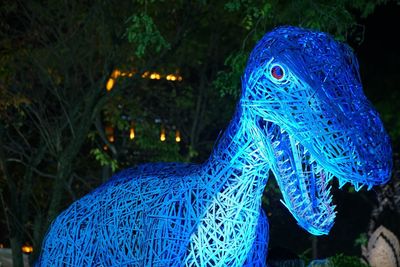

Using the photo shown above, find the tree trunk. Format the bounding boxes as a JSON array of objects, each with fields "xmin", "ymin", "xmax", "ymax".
[
  {"xmin": 311, "ymin": 235, "xmax": 318, "ymax": 259},
  {"xmin": 10, "ymin": 237, "xmax": 23, "ymax": 267},
  {"xmin": 0, "ymin": 133, "xmax": 24, "ymax": 267},
  {"xmin": 31, "ymin": 213, "xmax": 45, "ymax": 264},
  {"xmin": 47, "ymin": 171, "xmax": 68, "ymax": 224},
  {"xmin": 102, "ymin": 165, "xmax": 111, "ymax": 183}
]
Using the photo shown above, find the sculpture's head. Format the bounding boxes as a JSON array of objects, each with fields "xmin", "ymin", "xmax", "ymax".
[{"xmin": 241, "ymin": 26, "xmax": 392, "ymax": 235}]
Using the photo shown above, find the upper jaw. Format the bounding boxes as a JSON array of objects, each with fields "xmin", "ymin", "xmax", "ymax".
[{"xmin": 257, "ymin": 99, "xmax": 392, "ymax": 235}]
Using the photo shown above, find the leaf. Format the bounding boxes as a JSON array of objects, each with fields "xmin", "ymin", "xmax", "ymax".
[
  {"xmin": 213, "ymin": 51, "xmax": 248, "ymax": 97},
  {"xmin": 125, "ymin": 14, "xmax": 170, "ymax": 58},
  {"xmin": 90, "ymin": 148, "xmax": 119, "ymax": 171}
]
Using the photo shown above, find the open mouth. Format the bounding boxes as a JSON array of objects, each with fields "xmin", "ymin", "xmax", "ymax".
[{"xmin": 257, "ymin": 117, "xmax": 369, "ymax": 235}]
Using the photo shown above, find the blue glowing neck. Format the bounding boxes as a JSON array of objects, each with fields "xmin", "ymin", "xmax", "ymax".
[{"xmin": 204, "ymin": 104, "xmax": 270, "ymax": 195}]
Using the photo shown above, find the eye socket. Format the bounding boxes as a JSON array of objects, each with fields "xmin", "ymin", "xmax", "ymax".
[{"xmin": 271, "ymin": 64, "xmax": 284, "ymax": 80}]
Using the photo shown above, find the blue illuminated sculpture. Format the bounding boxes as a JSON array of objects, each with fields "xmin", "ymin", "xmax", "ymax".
[{"xmin": 37, "ymin": 26, "xmax": 392, "ymax": 266}]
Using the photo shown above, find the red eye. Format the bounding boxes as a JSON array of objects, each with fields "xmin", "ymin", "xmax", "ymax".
[{"xmin": 271, "ymin": 65, "xmax": 284, "ymax": 80}]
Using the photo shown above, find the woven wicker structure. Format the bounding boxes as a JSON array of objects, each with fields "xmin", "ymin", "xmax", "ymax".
[
  {"xmin": 362, "ymin": 225, "xmax": 400, "ymax": 267},
  {"xmin": 37, "ymin": 26, "xmax": 392, "ymax": 266}
]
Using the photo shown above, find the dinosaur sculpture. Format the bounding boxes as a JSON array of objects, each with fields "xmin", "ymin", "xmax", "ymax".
[{"xmin": 37, "ymin": 26, "xmax": 392, "ymax": 266}]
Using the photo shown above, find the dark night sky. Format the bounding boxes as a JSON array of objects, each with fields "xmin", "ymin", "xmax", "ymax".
[{"xmin": 357, "ymin": 1, "xmax": 400, "ymax": 102}]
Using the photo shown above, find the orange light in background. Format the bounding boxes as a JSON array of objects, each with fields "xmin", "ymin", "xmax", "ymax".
[
  {"xmin": 129, "ymin": 127, "xmax": 135, "ymax": 140},
  {"xmin": 111, "ymin": 69, "xmax": 121, "ymax": 79},
  {"xmin": 103, "ymin": 145, "xmax": 108, "ymax": 151},
  {"xmin": 160, "ymin": 128, "xmax": 166, "ymax": 142},
  {"xmin": 175, "ymin": 130, "xmax": 181, "ymax": 143},
  {"xmin": 166, "ymin": 74, "xmax": 177, "ymax": 81},
  {"xmin": 166, "ymin": 74, "xmax": 183, "ymax": 81},
  {"xmin": 142, "ymin": 71, "xmax": 150, "ymax": 78},
  {"xmin": 0, "ymin": 243, "xmax": 4, "ymax": 248},
  {"xmin": 105, "ymin": 126, "xmax": 115, "ymax": 143},
  {"xmin": 142, "ymin": 71, "xmax": 182, "ymax": 81},
  {"xmin": 128, "ymin": 72, "xmax": 134, "ymax": 77},
  {"xmin": 150, "ymin": 72, "xmax": 161, "ymax": 80},
  {"xmin": 21, "ymin": 244, "xmax": 33, "ymax": 254},
  {"xmin": 106, "ymin": 78, "xmax": 115, "ymax": 91}
]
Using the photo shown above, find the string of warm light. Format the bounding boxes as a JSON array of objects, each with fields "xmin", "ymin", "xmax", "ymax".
[
  {"xmin": 160, "ymin": 127, "xmax": 166, "ymax": 142},
  {"xmin": 175, "ymin": 130, "xmax": 181, "ymax": 143},
  {"xmin": 103, "ymin": 124, "xmax": 181, "ymax": 145},
  {"xmin": 104, "ymin": 68, "xmax": 183, "ymax": 144},
  {"xmin": 106, "ymin": 69, "xmax": 182, "ymax": 91}
]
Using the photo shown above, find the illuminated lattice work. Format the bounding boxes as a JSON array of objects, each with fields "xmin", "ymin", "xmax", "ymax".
[{"xmin": 37, "ymin": 26, "xmax": 392, "ymax": 266}]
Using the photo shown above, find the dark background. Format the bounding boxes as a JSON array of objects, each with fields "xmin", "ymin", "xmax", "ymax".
[{"xmin": 1, "ymin": 0, "xmax": 399, "ymax": 265}]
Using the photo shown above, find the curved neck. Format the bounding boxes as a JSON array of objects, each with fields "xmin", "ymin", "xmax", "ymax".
[
  {"xmin": 184, "ymin": 104, "xmax": 271, "ymax": 266},
  {"xmin": 203, "ymin": 104, "xmax": 271, "ymax": 196}
]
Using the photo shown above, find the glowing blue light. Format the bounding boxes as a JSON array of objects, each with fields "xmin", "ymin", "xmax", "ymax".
[{"xmin": 37, "ymin": 26, "xmax": 392, "ymax": 266}]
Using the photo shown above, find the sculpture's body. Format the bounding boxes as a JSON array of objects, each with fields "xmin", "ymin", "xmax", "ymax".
[{"xmin": 37, "ymin": 26, "xmax": 392, "ymax": 266}]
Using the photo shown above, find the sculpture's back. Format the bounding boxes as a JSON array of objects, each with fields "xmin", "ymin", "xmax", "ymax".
[
  {"xmin": 38, "ymin": 163, "xmax": 203, "ymax": 266},
  {"xmin": 38, "ymin": 159, "xmax": 269, "ymax": 266}
]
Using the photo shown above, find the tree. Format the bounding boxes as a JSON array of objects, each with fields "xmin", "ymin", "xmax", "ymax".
[{"xmin": 0, "ymin": 0, "xmax": 137, "ymax": 264}]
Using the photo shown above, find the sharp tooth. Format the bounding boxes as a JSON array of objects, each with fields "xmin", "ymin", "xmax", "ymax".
[
  {"xmin": 326, "ymin": 195, "xmax": 333, "ymax": 204},
  {"xmin": 272, "ymin": 141, "xmax": 280, "ymax": 147},
  {"xmin": 323, "ymin": 186, "xmax": 332, "ymax": 197},
  {"xmin": 338, "ymin": 179, "xmax": 347, "ymax": 189},
  {"xmin": 354, "ymin": 182, "xmax": 363, "ymax": 192},
  {"xmin": 298, "ymin": 207, "xmax": 308, "ymax": 216},
  {"xmin": 290, "ymin": 187, "xmax": 298, "ymax": 194},
  {"xmin": 280, "ymin": 199, "xmax": 290, "ymax": 210},
  {"xmin": 316, "ymin": 165, "xmax": 323, "ymax": 174},
  {"xmin": 367, "ymin": 184, "xmax": 373, "ymax": 191},
  {"xmin": 327, "ymin": 213, "xmax": 336, "ymax": 223},
  {"xmin": 326, "ymin": 173, "xmax": 334, "ymax": 183},
  {"xmin": 292, "ymin": 195, "xmax": 301, "ymax": 202},
  {"xmin": 315, "ymin": 214, "xmax": 325, "ymax": 223},
  {"xmin": 280, "ymin": 128, "xmax": 286, "ymax": 134}
]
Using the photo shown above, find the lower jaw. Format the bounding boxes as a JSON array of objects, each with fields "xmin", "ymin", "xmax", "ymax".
[{"xmin": 260, "ymin": 119, "xmax": 336, "ymax": 234}]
